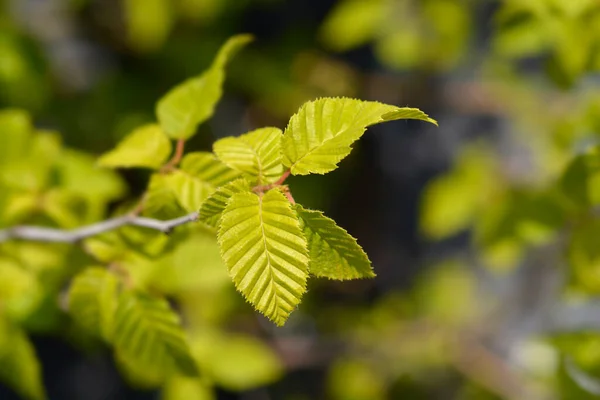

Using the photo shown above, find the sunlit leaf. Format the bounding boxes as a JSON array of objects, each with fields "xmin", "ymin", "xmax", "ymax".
[
  {"xmin": 282, "ymin": 97, "xmax": 436, "ymax": 175},
  {"xmin": 218, "ymin": 188, "xmax": 309, "ymax": 325},
  {"xmin": 156, "ymin": 34, "xmax": 252, "ymax": 139},
  {"xmin": 180, "ymin": 152, "xmax": 241, "ymax": 187},
  {"xmin": 113, "ymin": 291, "xmax": 198, "ymax": 376},
  {"xmin": 68, "ymin": 267, "xmax": 119, "ymax": 341},
  {"xmin": 198, "ymin": 178, "xmax": 251, "ymax": 228},
  {"xmin": 0, "ymin": 321, "xmax": 46, "ymax": 400},
  {"xmin": 294, "ymin": 204, "xmax": 374, "ymax": 280},
  {"xmin": 124, "ymin": 0, "xmax": 172, "ymax": 53},
  {"xmin": 213, "ymin": 127, "xmax": 284, "ymax": 184},
  {"xmin": 98, "ymin": 124, "xmax": 172, "ymax": 169}
]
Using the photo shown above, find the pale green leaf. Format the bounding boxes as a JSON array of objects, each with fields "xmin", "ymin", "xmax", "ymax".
[
  {"xmin": 0, "ymin": 321, "xmax": 46, "ymax": 400},
  {"xmin": 218, "ymin": 188, "xmax": 309, "ymax": 325},
  {"xmin": 198, "ymin": 178, "xmax": 251, "ymax": 228},
  {"xmin": 180, "ymin": 152, "xmax": 241, "ymax": 187},
  {"xmin": 282, "ymin": 97, "xmax": 437, "ymax": 175},
  {"xmin": 213, "ymin": 127, "xmax": 284, "ymax": 184},
  {"xmin": 193, "ymin": 332, "xmax": 283, "ymax": 391},
  {"xmin": 145, "ymin": 153, "xmax": 240, "ymax": 216},
  {"xmin": 0, "ymin": 109, "xmax": 32, "ymax": 166},
  {"xmin": 98, "ymin": 124, "xmax": 172, "ymax": 169},
  {"xmin": 113, "ymin": 291, "xmax": 198, "ymax": 376},
  {"xmin": 294, "ymin": 205, "xmax": 374, "ymax": 280},
  {"xmin": 68, "ymin": 267, "xmax": 119, "ymax": 341},
  {"xmin": 156, "ymin": 34, "xmax": 252, "ymax": 139}
]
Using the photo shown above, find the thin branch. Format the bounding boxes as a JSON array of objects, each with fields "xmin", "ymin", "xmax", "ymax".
[
  {"xmin": 161, "ymin": 139, "xmax": 186, "ymax": 172},
  {"xmin": 0, "ymin": 212, "xmax": 199, "ymax": 244}
]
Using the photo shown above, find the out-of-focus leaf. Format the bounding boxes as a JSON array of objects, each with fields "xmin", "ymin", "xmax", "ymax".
[
  {"xmin": 0, "ymin": 109, "xmax": 32, "ymax": 165},
  {"xmin": 163, "ymin": 376, "xmax": 214, "ymax": 400},
  {"xmin": 559, "ymin": 148, "xmax": 600, "ymax": 209},
  {"xmin": 327, "ymin": 358, "xmax": 386, "ymax": 400},
  {"xmin": 282, "ymin": 97, "xmax": 436, "ymax": 175},
  {"xmin": 68, "ymin": 267, "xmax": 119, "ymax": 341},
  {"xmin": 218, "ymin": 188, "xmax": 308, "ymax": 325},
  {"xmin": 319, "ymin": 0, "xmax": 383, "ymax": 51},
  {"xmin": 0, "ymin": 259, "xmax": 42, "ymax": 320},
  {"xmin": 124, "ymin": 0, "xmax": 173, "ymax": 53},
  {"xmin": 569, "ymin": 221, "xmax": 600, "ymax": 293},
  {"xmin": 193, "ymin": 332, "xmax": 283, "ymax": 391},
  {"xmin": 213, "ymin": 127, "xmax": 284, "ymax": 184},
  {"xmin": 98, "ymin": 124, "xmax": 172, "ymax": 169},
  {"xmin": 156, "ymin": 34, "xmax": 252, "ymax": 140},
  {"xmin": 420, "ymin": 145, "xmax": 498, "ymax": 239},
  {"xmin": 113, "ymin": 291, "xmax": 198, "ymax": 376},
  {"xmin": 0, "ymin": 320, "xmax": 46, "ymax": 400},
  {"xmin": 295, "ymin": 204, "xmax": 374, "ymax": 280}
]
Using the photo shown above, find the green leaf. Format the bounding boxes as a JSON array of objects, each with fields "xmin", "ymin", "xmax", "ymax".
[
  {"xmin": 198, "ymin": 178, "xmax": 251, "ymax": 228},
  {"xmin": 145, "ymin": 173, "xmax": 187, "ymax": 219},
  {"xmin": 180, "ymin": 152, "xmax": 242, "ymax": 187},
  {"xmin": 68, "ymin": 267, "xmax": 119, "ymax": 341},
  {"xmin": 156, "ymin": 34, "xmax": 253, "ymax": 139},
  {"xmin": 281, "ymin": 97, "xmax": 437, "ymax": 175},
  {"xmin": 98, "ymin": 124, "xmax": 172, "ymax": 169},
  {"xmin": 193, "ymin": 332, "xmax": 283, "ymax": 391},
  {"xmin": 0, "ymin": 321, "xmax": 46, "ymax": 400},
  {"xmin": 213, "ymin": 127, "xmax": 284, "ymax": 184},
  {"xmin": 294, "ymin": 204, "xmax": 374, "ymax": 280},
  {"xmin": 113, "ymin": 291, "xmax": 198, "ymax": 376},
  {"xmin": 0, "ymin": 109, "xmax": 32, "ymax": 166},
  {"xmin": 218, "ymin": 188, "xmax": 309, "ymax": 325},
  {"xmin": 145, "ymin": 152, "xmax": 240, "ymax": 216},
  {"xmin": 163, "ymin": 376, "xmax": 214, "ymax": 400}
]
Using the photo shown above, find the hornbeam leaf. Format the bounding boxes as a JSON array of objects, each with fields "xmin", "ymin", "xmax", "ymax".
[
  {"xmin": 145, "ymin": 153, "xmax": 240, "ymax": 216},
  {"xmin": 294, "ymin": 205, "xmax": 374, "ymax": 279},
  {"xmin": 282, "ymin": 97, "xmax": 437, "ymax": 175},
  {"xmin": 98, "ymin": 124, "xmax": 172, "ymax": 169},
  {"xmin": 156, "ymin": 34, "xmax": 253, "ymax": 139},
  {"xmin": 113, "ymin": 291, "xmax": 198, "ymax": 376},
  {"xmin": 0, "ymin": 321, "xmax": 46, "ymax": 400},
  {"xmin": 218, "ymin": 189, "xmax": 309, "ymax": 325},
  {"xmin": 198, "ymin": 178, "xmax": 251, "ymax": 228},
  {"xmin": 213, "ymin": 127, "xmax": 284, "ymax": 184},
  {"xmin": 68, "ymin": 267, "xmax": 119, "ymax": 341}
]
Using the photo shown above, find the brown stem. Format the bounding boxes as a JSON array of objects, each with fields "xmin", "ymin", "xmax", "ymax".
[
  {"xmin": 252, "ymin": 170, "xmax": 291, "ymax": 193},
  {"xmin": 161, "ymin": 139, "xmax": 185, "ymax": 173},
  {"xmin": 274, "ymin": 170, "xmax": 291, "ymax": 185}
]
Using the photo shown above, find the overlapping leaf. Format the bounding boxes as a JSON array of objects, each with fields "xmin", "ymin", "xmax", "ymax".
[
  {"xmin": 281, "ymin": 97, "xmax": 437, "ymax": 175},
  {"xmin": 98, "ymin": 124, "xmax": 172, "ymax": 169},
  {"xmin": 198, "ymin": 178, "xmax": 250, "ymax": 228},
  {"xmin": 145, "ymin": 152, "xmax": 240, "ymax": 216},
  {"xmin": 294, "ymin": 205, "xmax": 374, "ymax": 279},
  {"xmin": 218, "ymin": 189, "xmax": 309, "ymax": 325},
  {"xmin": 113, "ymin": 291, "xmax": 198, "ymax": 376},
  {"xmin": 156, "ymin": 34, "xmax": 252, "ymax": 139},
  {"xmin": 68, "ymin": 267, "xmax": 119, "ymax": 341},
  {"xmin": 213, "ymin": 127, "xmax": 284, "ymax": 184}
]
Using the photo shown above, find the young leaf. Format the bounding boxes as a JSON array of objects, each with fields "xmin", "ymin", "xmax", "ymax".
[
  {"xmin": 156, "ymin": 34, "xmax": 253, "ymax": 140},
  {"xmin": 294, "ymin": 205, "xmax": 374, "ymax": 280},
  {"xmin": 145, "ymin": 152, "xmax": 240, "ymax": 216},
  {"xmin": 68, "ymin": 267, "xmax": 119, "ymax": 341},
  {"xmin": 281, "ymin": 97, "xmax": 437, "ymax": 175},
  {"xmin": 113, "ymin": 291, "xmax": 198, "ymax": 376},
  {"xmin": 145, "ymin": 173, "xmax": 187, "ymax": 218},
  {"xmin": 213, "ymin": 127, "xmax": 284, "ymax": 184},
  {"xmin": 218, "ymin": 188, "xmax": 309, "ymax": 325},
  {"xmin": 98, "ymin": 124, "xmax": 172, "ymax": 169},
  {"xmin": 0, "ymin": 321, "xmax": 46, "ymax": 400},
  {"xmin": 198, "ymin": 178, "xmax": 251, "ymax": 228}
]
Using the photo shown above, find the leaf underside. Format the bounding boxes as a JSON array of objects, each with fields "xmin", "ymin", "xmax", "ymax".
[
  {"xmin": 218, "ymin": 188, "xmax": 309, "ymax": 325},
  {"xmin": 295, "ymin": 204, "xmax": 374, "ymax": 280},
  {"xmin": 282, "ymin": 97, "xmax": 437, "ymax": 175}
]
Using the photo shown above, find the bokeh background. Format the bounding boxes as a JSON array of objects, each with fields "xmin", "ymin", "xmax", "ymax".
[{"xmin": 2, "ymin": 0, "xmax": 600, "ymax": 399}]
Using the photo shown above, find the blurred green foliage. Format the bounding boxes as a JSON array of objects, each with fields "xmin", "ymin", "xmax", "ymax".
[{"xmin": 2, "ymin": 0, "xmax": 600, "ymax": 399}]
